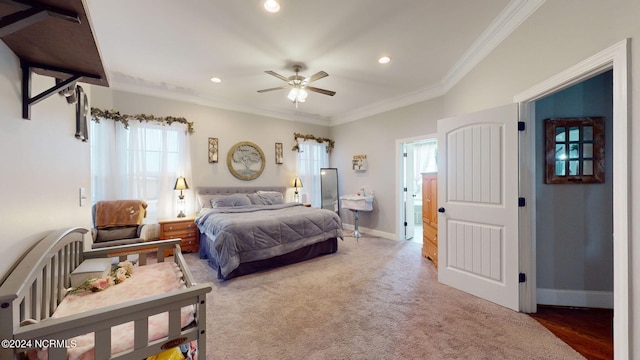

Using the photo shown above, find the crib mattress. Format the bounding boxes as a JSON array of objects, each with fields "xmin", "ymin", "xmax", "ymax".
[{"xmin": 35, "ymin": 261, "xmax": 194, "ymax": 360}]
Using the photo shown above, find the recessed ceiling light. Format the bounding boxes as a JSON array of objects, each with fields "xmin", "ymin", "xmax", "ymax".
[
  {"xmin": 210, "ymin": 77, "xmax": 221, "ymax": 83},
  {"xmin": 264, "ymin": 0, "xmax": 280, "ymax": 13},
  {"xmin": 378, "ymin": 56, "xmax": 391, "ymax": 64}
]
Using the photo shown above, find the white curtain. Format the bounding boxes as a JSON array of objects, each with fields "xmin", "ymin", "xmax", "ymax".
[
  {"xmin": 295, "ymin": 140, "xmax": 329, "ymax": 208},
  {"xmin": 90, "ymin": 119, "xmax": 192, "ymax": 223},
  {"xmin": 413, "ymin": 140, "xmax": 438, "ymax": 195},
  {"xmin": 414, "ymin": 139, "xmax": 438, "ymax": 174}
]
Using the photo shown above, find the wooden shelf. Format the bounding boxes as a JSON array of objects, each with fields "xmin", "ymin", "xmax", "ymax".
[
  {"xmin": 0, "ymin": 0, "xmax": 108, "ymax": 86},
  {"xmin": 0, "ymin": 0, "xmax": 108, "ymax": 118}
]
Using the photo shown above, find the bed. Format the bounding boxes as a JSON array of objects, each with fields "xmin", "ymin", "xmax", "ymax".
[
  {"xmin": 0, "ymin": 227, "xmax": 212, "ymax": 360},
  {"xmin": 196, "ymin": 187, "xmax": 343, "ymax": 280}
]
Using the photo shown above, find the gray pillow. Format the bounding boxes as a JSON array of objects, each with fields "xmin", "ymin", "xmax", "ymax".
[
  {"xmin": 247, "ymin": 193, "xmax": 265, "ymax": 205},
  {"xmin": 198, "ymin": 194, "xmax": 224, "ymax": 208},
  {"xmin": 212, "ymin": 194, "xmax": 252, "ymax": 208},
  {"xmin": 256, "ymin": 191, "xmax": 284, "ymax": 205}
]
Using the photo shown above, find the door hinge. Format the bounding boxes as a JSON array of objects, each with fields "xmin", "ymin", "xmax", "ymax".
[
  {"xmin": 403, "ymin": 187, "xmax": 407, "ymax": 192},
  {"xmin": 519, "ymin": 273, "xmax": 526, "ymax": 283},
  {"xmin": 403, "ymin": 152, "xmax": 407, "ymax": 157},
  {"xmin": 404, "ymin": 221, "xmax": 408, "ymax": 227},
  {"xmin": 518, "ymin": 121, "xmax": 526, "ymax": 131},
  {"xmin": 518, "ymin": 197, "xmax": 526, "ymax": 207}
]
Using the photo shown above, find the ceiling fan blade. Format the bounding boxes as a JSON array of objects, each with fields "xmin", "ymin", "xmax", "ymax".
[
  {"xmin": 264, "ymin": 70, "xmax": 289, "ymax": 82},
  {"xmin": 307, "ymin": 71, "xmax": 328, "ymax": 83},
  {"xmin": 306, "ymin": 86, "xmax": 336, "ymax": 96},
  {"xmin": 257, "ymin": 86, "xmax": 289, "ymax": 93}
]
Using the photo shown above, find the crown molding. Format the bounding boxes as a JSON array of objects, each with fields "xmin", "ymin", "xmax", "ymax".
[
  {"xmin": 330, "ymin": 0, "xmax": 545, "ymax": 126},
  {"xmin": 441, "ymin": 0, "xmax": 545, "ymax": 92},
  {"xmin": 108, "ymin": 75, "xmax": 331, "ymax": 126},
  {"xmin": 329, "ymin": 82, "xmax": 446, "ymax": 126},
  {"xmin": 103, "ymin": 0, "xmax": 545, "ymax": 128}
]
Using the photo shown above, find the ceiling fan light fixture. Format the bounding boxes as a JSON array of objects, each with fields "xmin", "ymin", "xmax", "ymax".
[
  {"xmin": 258, "ymin": 65, "xmax": 334, "ymax": 106},
  {"xmin": 264, "ymin": 0, "xmax": 280, "ymax": 13},
  {"xmin": 287, "ymin": 87, "xmax": 307, "ymax": 103}
]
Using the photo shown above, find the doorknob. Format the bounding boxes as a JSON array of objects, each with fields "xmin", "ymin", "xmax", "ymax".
[{"xmin": 438, "ymin": 207, "xmax": 445, "ymax": 213}]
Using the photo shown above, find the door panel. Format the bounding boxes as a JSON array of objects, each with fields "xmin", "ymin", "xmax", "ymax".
[
  {"xmin": 437, "ymin": 103, "xmax": 519, "ymax": 311},
  {"xmin": 448, "ymin": 221, "xmax": 502, "ymax": 281}
]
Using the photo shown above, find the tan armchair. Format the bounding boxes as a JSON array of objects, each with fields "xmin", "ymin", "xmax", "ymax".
[{"xmin": 91, "ymin": 200, "xmax": 150, "ymax": 249}]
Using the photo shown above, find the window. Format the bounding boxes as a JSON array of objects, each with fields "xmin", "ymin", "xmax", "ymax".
[
  {"xmin": 544, "ymin": 117, "xmax": 605, "ymax": 184},
  {"xmin": 90, "ymin": 119, "xmax": 191, "ymax": 222},
  {"xmin": 296, "ymin": 141, "xmax": 329, "ymax": 207},
  {"xmin": 413, "ymin": 139, "xmax": 438, "ymax": 197}
]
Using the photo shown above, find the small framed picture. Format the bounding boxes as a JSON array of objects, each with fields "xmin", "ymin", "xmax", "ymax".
[
  {"xmin": 208, "ymin": 137, "xmax": 218, "ymax": 163},
  {"xmin": 352, "ymin": 154, "xmax": 367, "ymax": 171},
  {"xmin": 275, "ymin": 143, "xmax": 283, "ymax": 164}
]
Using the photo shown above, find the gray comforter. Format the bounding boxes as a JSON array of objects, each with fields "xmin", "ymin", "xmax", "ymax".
[{"xmin": 195, "ymin": 203, "xmax": 343, "ymax": 277}]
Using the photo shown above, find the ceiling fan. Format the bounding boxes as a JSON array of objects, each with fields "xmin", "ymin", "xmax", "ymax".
[{"xmin": 257, "ymin": 65, "xmax": 336, "ymax": 106}]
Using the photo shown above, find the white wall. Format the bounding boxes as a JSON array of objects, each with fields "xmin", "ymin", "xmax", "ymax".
[
  {"xmin": 333, "ymin": 0, "xmax": 640, "ymax": 239},
  {"xmin": 90, "ymin": 86, "xmax": 331, "ymax": 213},
  {"xmin": 330, "ymin": 97, "xmax": 445, "ymax": 236},
  {"xmin": 330, "ymin": 0, "xmax": 640, "ymax": 355},
  {"xmin": 443, "ymin": 0, "xmax": 638, "ymax": 114},
  {"xmin": 0, "ymin": 42, "xmax": 92, "ymax": 284}
]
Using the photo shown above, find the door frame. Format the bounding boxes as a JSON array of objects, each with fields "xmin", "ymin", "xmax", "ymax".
[
  {"xmin": 404, "ymin": 142, "xmax": 417, "ymax": 240},
  {"xmin": 514, "ymin": 39, "xmax": 629, "ymax": 358},
  {"xmin": 395, "ymin": 133, "xmax": 437, "ymax": 241}
]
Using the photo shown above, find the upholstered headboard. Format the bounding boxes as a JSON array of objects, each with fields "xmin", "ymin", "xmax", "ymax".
[{"xmin": 196, "ymin": 186, "xmax": 286, "ymax": 210}]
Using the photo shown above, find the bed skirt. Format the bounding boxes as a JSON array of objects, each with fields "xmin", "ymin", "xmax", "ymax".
[{"xmin": 200, "ymin": 235, "xmax": 338, "ymax": 280}]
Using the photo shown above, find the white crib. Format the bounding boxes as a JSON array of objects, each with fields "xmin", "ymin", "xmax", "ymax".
[{"xmin": 0, "ymin": 227, "xmax": 212, "ymax": 360}]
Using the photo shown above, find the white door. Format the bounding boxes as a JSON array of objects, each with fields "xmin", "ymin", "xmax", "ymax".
[
  {"xmin": 404, "ymin": 143, "xmax": 416, "ymax": 240},
  {"xmin": 437, "ymin": 103, "xmax": 520, "ymax": 311}
]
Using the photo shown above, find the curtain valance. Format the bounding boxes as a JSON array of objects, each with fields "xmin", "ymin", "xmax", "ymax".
[
  {"xmin": 292, "ymin": 133, "xmax": 334, "ymax": 153},
  {"xmin": 91, "ymin": 108, "xmax": 194, "ymax": 134}
]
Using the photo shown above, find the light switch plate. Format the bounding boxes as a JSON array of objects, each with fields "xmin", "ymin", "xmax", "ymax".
[{"xmin": 79, "ymin": 187, "xmax": 87, "ymax": 207}]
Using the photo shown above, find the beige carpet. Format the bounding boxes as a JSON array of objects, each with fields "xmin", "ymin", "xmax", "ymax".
[{"xmin": 184, "ymin": 236, "xmax": 584, "ymax": 360}]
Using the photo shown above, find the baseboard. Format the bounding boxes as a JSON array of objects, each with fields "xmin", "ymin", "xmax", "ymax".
[
  {"xmin": 536, "ymin": 288, "xmax": 613, "ymax": 309},
  {"xmin": 341, "ymin": 224, "xmax": 396, "ymax": 240}
]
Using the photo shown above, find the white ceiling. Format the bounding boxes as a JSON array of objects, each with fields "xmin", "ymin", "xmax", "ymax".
[{"xmin": 85, "ymin": 0, "xmax": 542, "ymax": 126}]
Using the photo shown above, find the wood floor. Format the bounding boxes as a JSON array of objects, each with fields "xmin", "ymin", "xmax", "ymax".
[{"xmin": 530, "ymin": 305, "xmax": 613, "ymax": 360}]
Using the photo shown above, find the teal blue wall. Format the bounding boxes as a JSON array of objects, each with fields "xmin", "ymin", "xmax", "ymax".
[{"xmin": 535, "ymin": 70, "xmax": 613, "ymax": 295}]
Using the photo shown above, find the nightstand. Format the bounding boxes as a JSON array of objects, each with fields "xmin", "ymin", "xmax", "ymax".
[{"xmin": 159, "ymin": 216, "xmax": 199, "ymax": 255}]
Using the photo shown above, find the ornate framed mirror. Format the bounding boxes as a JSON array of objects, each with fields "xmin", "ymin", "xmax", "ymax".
[
  {"xmin": 227, "ymin": 141, "xmax": 265, "ymax": 180},
  {"xmin": 320, "ymin": 168, "xmax": 339, "ymax": 212}
]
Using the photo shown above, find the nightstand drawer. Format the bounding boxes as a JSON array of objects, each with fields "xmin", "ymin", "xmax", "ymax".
[
  {"xmin": 181, "ymin": 237, "xmax": 198, "ymax": 252},
  {"xmin": 161, "ymin": 221, "xmax": 196, "ymax": 233},
  {"xmin": 159, "ymin": 216, "xmax": 199, "ymax": 255},
  {"xmin": 163, "ymin": 229, "xmax": 197, "ymax": 239}
]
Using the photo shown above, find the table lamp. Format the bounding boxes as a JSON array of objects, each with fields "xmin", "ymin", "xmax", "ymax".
[{"xmin": 174, "ymin": 176, "xmax": 189, "ymax": 217}]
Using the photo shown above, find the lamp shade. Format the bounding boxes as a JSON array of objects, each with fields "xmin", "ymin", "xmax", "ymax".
[
  {"xmin": 290, "ymin": 177, "xmax": 303, "ymax": 188},
  {"xmin": 174, "ymin": 176, "xmax": 189, "ymax": 191}
]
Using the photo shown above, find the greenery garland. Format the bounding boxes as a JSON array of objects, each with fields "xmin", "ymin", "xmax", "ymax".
[
  {"xmin": 292, "ymin": 132, "xmax": 335, "ymax": 153},
  {"xmin": 91, "ymin": 108, "xmax": 194, "ymax": 134}
]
